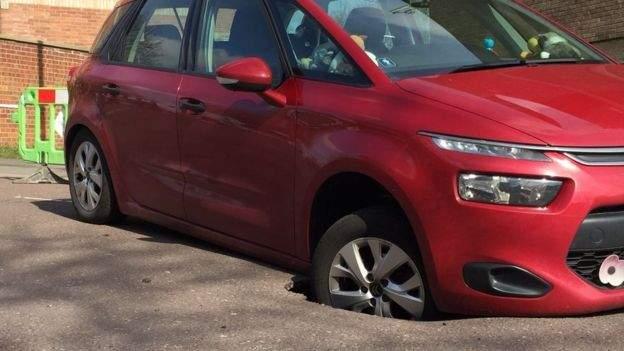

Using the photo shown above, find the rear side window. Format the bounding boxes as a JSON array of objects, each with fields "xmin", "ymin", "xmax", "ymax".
[
  {"xmin": 112, "ymin": 0, "xmax": 193, "ymax": 70},
  {"xmin": 91, "ymin": 2, "xmax": 133, "ymax": 54}
]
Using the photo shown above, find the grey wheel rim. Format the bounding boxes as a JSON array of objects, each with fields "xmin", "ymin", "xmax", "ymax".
[
  {"xmin": 73, "ymin": 141, "xmax": 103, "ymax": 211},
  {"xmin": 328, "ymin": 238, "xmax": 425, "ymax": 320}
]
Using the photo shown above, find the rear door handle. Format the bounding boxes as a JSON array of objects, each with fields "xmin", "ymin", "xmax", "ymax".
[
  {"xmin": 179, "ymin": 98, "xmax": 206, "ymax": 114},
  {"xmin": 102, "ymin": 83, "xmax": 120, "ymax": 96}
]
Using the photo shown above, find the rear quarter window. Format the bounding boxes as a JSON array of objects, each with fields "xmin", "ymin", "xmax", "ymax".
[
  {"xmin": 91, "ymin": 2, "xmax": 134, "ymax": 54},
  {"xmin": 112, "ymin": 0, "xmax": 193, "ymax": 70}
]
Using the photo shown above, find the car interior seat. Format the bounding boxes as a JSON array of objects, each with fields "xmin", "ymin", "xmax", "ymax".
[
  {"xmin": 291, "ymin": 15, "xmax": 320, "ymax": 59},
  {"xmin": 344, "ymin": 7, "xmax": 389, "ymax": 55}
]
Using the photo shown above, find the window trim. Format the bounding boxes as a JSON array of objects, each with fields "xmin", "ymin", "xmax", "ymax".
[
  {"xmin": 266, "ymin": 0, "xmax": 372, "ymax": 88},
  {"xmin": 97, "ymin": 1, "xmax": 141, "ymax": 59},
  {"xmin": 91, "ymin": 2, "xmax": 128, "ymax": 55},
  {"xmin": 102, "ymin": 0, "xmax": 198, "ymax": 73},
  {"xmin": 179, "ymin": 0, "xmax": 202, "ymax": 72},
  {"xmin": 262, "ymin": 0, "xmax": 296, "ymax": 82}
]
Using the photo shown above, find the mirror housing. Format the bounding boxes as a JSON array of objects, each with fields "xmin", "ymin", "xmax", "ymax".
[
  {"xmin": 216, "ymin": 58, "xmax": 287, "ymax": 108},
  {"xmin": 216, "ymin": 57, "xmax": 273, "ymax": 93}
]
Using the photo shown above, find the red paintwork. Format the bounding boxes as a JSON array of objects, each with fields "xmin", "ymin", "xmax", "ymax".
[
  {"xmin": 216, "ymin": 58, "xmax": 288, "ymax": 106},
  {"xmin": 398, "ymin": 64, "xmax": 624, "ymax": 147},
  {"xmin": 177, "ymin": 74, "xmax": 298, "ymax": 255},
  {"xmin": 216, "ymin": 57, "xmax": 273, "ymax": 88},
  {"xmin": 66, "ymin": 0, "xmax": 624, "ymax": 317}
]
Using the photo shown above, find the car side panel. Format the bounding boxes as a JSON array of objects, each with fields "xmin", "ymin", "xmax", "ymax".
[
  {"xmin": 177, "ymin": 75, "xmax": 297, "ymax": 254},
  {"xmin": 66, "ymin": 58, "xmax": 133, "ymax": 214},
  {"xmin": 93, "ymin": 63, "xmax": 185, "ymax": 218},
  {"xmin": 292, "ymin": 79, "xmax": 549, "ymax": 303}
]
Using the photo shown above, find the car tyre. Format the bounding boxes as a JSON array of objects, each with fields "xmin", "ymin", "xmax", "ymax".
[
  {"xmin": 68, "ymin": 130, "xmax": 121, "ymax": 224},
  {"xmin": 312, "ymin": 206, "xmax": 436, "ymax": 320}
]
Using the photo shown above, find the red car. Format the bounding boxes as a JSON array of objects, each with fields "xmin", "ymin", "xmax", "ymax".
[{"xmin": 66, "ymin": 0, "xmax": 624, "ymax": 320}]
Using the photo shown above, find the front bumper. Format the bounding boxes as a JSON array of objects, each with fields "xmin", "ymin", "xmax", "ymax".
[
  {"xmin": 411, "ymin": 136, "xmax": 624, "ymax": 316},
  {"xmin": 567, "ymin": 210, "xmax": 624, "ymax": 286}
]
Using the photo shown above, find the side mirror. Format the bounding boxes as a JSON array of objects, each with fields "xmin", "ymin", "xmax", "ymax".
[
  {"xmin": 216, "ymin": 57, "xmax": 272, "ymax": 92},
  {"xmin": 216, "ymin": 58, "xmax": 286, "ymax": 107}
]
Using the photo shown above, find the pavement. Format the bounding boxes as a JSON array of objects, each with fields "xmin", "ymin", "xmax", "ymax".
[
  {"xmin": 0, "ymin": 158, "xmax": 67, "ymax": 181},
  {"xmin": 2, "ymin": 159, "xmax": 624, "ymax": 350},
  {"xmin": 0, "ymin": 159, "xmax": 40, "ymax": 179}
]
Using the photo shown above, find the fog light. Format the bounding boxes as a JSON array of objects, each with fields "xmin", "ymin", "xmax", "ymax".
[{"xmin": 459, "ymin": 174, "xmax": 562, "ymax": 207}]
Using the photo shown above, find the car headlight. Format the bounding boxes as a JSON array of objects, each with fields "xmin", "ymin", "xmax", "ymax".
[
  {"xmin": 459, "ymin": 174, "xmax": 562, "ymax": 207},
  {"xmin": 427, "ymin": 134, "xmax": 550, "ymax": 161}
]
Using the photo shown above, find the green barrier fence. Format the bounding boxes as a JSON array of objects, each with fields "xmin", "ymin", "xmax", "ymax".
[{"xmin": 11, "ymin": 87, "xmax": 69, "ymax": 166}]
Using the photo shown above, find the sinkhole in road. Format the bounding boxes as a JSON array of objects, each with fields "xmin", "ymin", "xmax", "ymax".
[{"xmin": 285, "ymin": 275, "xmax": 313, "ymax": 301}]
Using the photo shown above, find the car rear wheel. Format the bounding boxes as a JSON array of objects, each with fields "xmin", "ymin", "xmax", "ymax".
[
  {"xmin": 68, "ymin": 130, "xmax": 120, "ymax": 224},
  {"xmin": 312, "ymin": 207, "xmax": 435, "ymax": 320}
]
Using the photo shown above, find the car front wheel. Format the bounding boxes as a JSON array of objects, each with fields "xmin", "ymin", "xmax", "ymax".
[{"xmin": 312, "ymin": 207, "xmax": 434, "ymax": 320}]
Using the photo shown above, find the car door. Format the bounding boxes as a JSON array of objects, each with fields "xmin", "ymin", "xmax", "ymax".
[
  {"xmin": 177, "ymin": 0, "xmax": 296, "ymax": 253},
  {"xmin": 96, "ymin": 0, "xmax": 194, "ymax": 218}
]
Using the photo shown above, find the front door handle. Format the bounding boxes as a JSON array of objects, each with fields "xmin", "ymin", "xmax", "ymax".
[
  {"xmin": 102, "ymin": 83, "xmax": 121, "ymax": 96},
  {"xmin": 179, "ymin": 98, "xmax": 206, "ymax": 114}
]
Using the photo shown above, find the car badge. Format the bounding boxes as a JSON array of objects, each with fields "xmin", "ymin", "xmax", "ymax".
[{"xmin": 599, "ymin": 254, "xmax": 624, "ymax": 287}]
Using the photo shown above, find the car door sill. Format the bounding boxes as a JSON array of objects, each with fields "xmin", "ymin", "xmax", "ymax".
[{"xmin": 123, "ymin": 201, "xmax": 310, "ymax": 273}]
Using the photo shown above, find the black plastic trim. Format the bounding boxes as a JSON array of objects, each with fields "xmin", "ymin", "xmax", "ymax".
[
  {"xmin": 570, "ymin": 210, "xmax": 624, "ymax": 251},
  {"xmin": 463, "ymin": 263, "xmax": 551, "ymax": 298},
  {"xmin": 179, "ymin": 0, "xmax": 202, "ymax": 72},
  {"xmin": 99, "ymin": 0, "xmax": 142, "ymax": 60},
  {"xmin": 222, "ymin": 81, "xmax": 271, "ymax": 93}
]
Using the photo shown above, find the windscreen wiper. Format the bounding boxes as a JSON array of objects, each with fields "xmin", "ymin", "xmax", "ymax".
[
  {"xmin": 524, "ymin": 58, "xmax": 604, "ymax": 65},
  {"xmin": 451, "ymin": 58, "xmax": 603, "ymax": 74},
  {"xmin": 450, "ymin": 60, "xmax": 527, "ymax": 73}
]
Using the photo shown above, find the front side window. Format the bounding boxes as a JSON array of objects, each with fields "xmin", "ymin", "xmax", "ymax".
[
  {"xmin": 272, "ymin": 0, "xmax": 368, "ymax": 85},
  {"xmin": 313, "ymin": 0, "xmax": 606, "ymax": 78},
  {"xmin": 193, "ymin": 0, "xmax": 284, "ymax": 86},
  {"xmin": 112, "ymin": 0, "xmax": 192, "ymax": 70}
]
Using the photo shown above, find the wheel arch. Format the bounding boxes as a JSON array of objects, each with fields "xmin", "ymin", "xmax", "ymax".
[
  {"xmin": 64, "ymin": 120, "xmax": 129, "ymax": 215},
  {"xmin": 303, "ymin": 164, "xmax": 431, "ymax": 268},
  {"xmin": 64, "ymin": 123, "xmax": 90, "ymax": 164}
]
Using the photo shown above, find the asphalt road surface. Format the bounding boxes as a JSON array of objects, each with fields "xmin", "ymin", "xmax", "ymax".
[{"xmin": 1, "ymin": 177, "xmax": 624, "ymax": 350}]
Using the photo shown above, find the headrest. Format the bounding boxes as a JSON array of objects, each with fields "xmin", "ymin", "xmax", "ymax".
[
  {"xmin": 140, "ymin": 25, "xmax": 182, "ymax": 69},
  {"xmin": 344, "ymin": 7, "xmax": 386, "ymax": 42},
  {"xmin": 144, "ymin": 25, "xmax": 182, "ymax": 42}
]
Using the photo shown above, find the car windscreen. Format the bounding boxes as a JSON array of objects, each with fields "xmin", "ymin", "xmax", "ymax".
[{"xmin": 313, "ymin": 0, "xmax": 607, "ymax": 78}]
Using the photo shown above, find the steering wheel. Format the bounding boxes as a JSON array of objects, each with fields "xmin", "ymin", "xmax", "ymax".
[{"xmin": 311, "ymin": 43, "xmax": 340, "ymax": 72}]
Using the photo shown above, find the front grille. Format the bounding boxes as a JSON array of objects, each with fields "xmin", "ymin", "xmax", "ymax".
[
  {"xmin": 565, "ymin": 152, "xmax": 624, "ymax": 166},
  {"xmin": 567, "ymin": 209, "xmax": 624, "ymax": 288},
  {"xmin": 567, "ymin": 248, "xmax": 624, "ymax": 288}
]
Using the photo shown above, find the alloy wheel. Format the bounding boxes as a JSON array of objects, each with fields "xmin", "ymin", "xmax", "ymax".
[
  {"xmin": 73, "ymin": 141, "xmax": 103, "ymax": 211},
  {"xmin": 328, "ymin": 238, "xmax": 425, "ymax": 319}
]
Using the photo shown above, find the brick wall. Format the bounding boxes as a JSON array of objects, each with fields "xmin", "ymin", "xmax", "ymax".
[
  {"xmin": 0, "ymin": 3, "xmax": 110, "ymax": 50},
  {"xmin": 524, "ymin": 0, "xmax": 624, "ymax": 59},
  {"xmin": 0, "ymin": 38, "xmax": 89, "ymax": 147},
  {"xmin": 525, "ymin": 0, "xmax": 624, "ymax": 42},
  {"xmin": 0, "ymin": 1, "xmax": 110, "ymax": 148}
]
